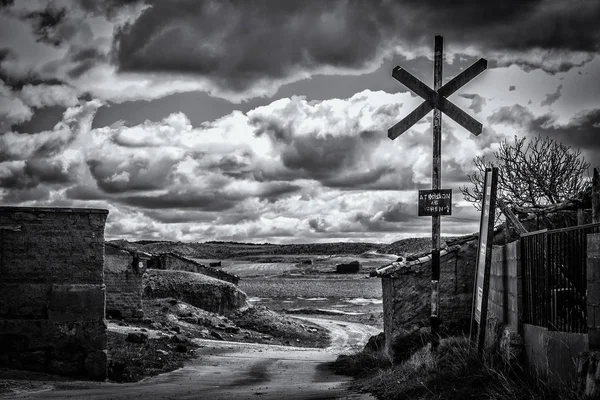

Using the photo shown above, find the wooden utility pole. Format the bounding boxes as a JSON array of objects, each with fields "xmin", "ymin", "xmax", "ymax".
[
  {"xmin": 593, "ymin": 167, "xmax": 600, "ymax": 224},
  {"xmin": 430, "ymin": 36, "xmax": 443, "ymax": 347},
  {"xmin": 388, "ymin": 36, "xmax": 487, "ymax": 349}
]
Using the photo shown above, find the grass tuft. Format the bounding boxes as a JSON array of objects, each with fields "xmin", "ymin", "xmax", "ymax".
[{"xmin": 334, "ymin": 334, "xmax": 583, "ymax": 400}]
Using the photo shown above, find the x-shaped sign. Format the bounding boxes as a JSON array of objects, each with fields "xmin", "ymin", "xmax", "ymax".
[{"xmin": 388, "ymin": 58, "xmax": 487, "ymax": 140}]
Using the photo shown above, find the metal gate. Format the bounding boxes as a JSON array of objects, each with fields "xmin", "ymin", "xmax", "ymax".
[{"xmin": 521, "ymin": 222, "xmax": 600, "ymax": 332}]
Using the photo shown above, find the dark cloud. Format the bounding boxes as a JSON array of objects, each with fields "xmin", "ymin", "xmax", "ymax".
[
  {"xmin": 541, "ymin": 84, "xmax": 563, "ymax": 107},
  {"xmin": 533, "ymin": 109, "xmax": 600, "ymax": 152},
  {"xmin": 351, "ymin": 212, "xmax": 402, "ymax": 233},
  {"xmin": 111, "ymin": 0, "xmax": 600, "ymax": 94},
  {"xmin": 87, "ymin": 158, "xmax": 175, "ymax": 193},
  {"xmin": 308, "ymin": 218, "xmax": 329, "ymax": 233},
  {"xmin": 488, "ymin": 105, "xmax": 600, "ymax": 164},
  {"xmin": 116, "ymin": 190, "xmax": 241, "ymax": 211},
  {"xmin": 459, "ymin": 93, "xmax": 486, "ymax": 114},
  {"xmin": 0, "ymin": 159, "xmax": 77, "ymax": 189},
  {"xmin": 258, "ymin": 182, "xmax": 302, "ymax": 202},
  {"xmin": 1, "ymin": 185, "xmax": 50, "ymax": 203},
  {"xmin": 76, "ymin": 0, "xmax": 146, "ymax": 19},
  {"xmin": 250, "ymin": 111, "xmax": 383, "ymax": 187},
  {"xmin": 68, "ymin": 47, "xmax": 108, "ymax": 78},
  {"xmin": 509, "ymin": 86, "xmax": 516, "ymax": 91},
  {"xmin": 24, "ymin": 6, "xmax": 67, "ymax": 47},
  {"xmin": 215, "ymin": 212, "xmax": 261, "ymax": 225},
  {"xmin": 64, "ymin": 183, "xmax": 108, "ymax": 201},
  {"xmin": 381, "ymin": 202, "xmax": 412, "ymax": 223},
  {"xmin": 143, "ymin": 209, "xmax": 216, "ymax": 224}
]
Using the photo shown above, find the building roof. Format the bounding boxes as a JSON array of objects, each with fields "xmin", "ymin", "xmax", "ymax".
[
  {"xmin": 371, "ymin": 244, "xmax": 462, "ymax": 277},
  {"xmin": 105, "ymin": 241, "xmax": 152, "ymax": 259}
]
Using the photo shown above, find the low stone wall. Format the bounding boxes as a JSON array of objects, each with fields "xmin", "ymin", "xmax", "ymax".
[
  {"xmin": 143, "ymin": 269, "xmax": 247, "ymax": 315},
  {"xmin": 149, "ymin": 253, "xmax": 239, "ymax": 285},
  {"xmin": 0, "ymin": 207, "xmax": 108, "ymax": 380},
  {"xmin": 381, "ymin": 240, "xmax": 477, "ymax": 355},
  {"xmin": 104, "ymin": 243, "xmax": 149, "ymax": 321}
]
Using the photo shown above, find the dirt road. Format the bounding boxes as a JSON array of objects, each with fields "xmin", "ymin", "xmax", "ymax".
[{"xmin": 4, "ymin": 318, "xmax": 380, "ymax": 400}]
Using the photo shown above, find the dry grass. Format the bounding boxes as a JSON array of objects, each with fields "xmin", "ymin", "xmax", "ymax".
[
  {"xmin": 334, "ymin": 336, "xmax": 583, "ymax": 400},
  {"xmin": 107, "ymin": 331, "xmax": 199, "ymax": 383}
]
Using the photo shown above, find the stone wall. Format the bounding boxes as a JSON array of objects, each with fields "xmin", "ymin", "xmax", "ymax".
[
  {"xmin": 0, "ymin": 207, "xmax": 108, "ymax": 380},
  {"xmin": 104, "ymin": 243, "xmax": 149, "ymax": 321},
  {"xmin": 149, "ymin": 253, "xmax": 239, "ymax": 285},
  {"xmin": 381, "ymin": 240, "xmax": 477, "ymax": 354}
]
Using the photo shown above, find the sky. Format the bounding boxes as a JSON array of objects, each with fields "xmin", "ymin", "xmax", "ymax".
[{"xmin": 1, "ymin": 0, "xmax": 599, "ymax": 244}]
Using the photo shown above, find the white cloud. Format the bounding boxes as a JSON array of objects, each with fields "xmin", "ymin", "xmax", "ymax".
[{"xmin": 19, "ymin": 84, "xmax": 80, "ymax": 108}]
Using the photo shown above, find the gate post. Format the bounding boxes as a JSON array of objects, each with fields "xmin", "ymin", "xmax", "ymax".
[{"xmin": 587, "ymin": 233, "xmax": 600, "ymax": 350}]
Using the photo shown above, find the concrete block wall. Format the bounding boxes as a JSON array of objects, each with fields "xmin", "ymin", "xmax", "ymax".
[
  {"xmin": 588, "ymin": 233, "xmax": 600, "ymax": 349},
  {"xmin": 487, "ymin": 241, "xmax": 522, "ymax": 333},
  {"xmin": 0, "ymin": 207, "xmax": 108, "ymax": 380},
  {"xmin": 149, "ymin": 253, "xmax": 239, "ymax": 285},
  {"xmin": 104, "ymin": 243, "xmax": 148, "ymax": 321}
]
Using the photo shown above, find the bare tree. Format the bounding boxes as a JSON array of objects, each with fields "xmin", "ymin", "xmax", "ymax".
[{"xmin": 460, "ymin": 136, "xmax": 590, "ymax": 212}]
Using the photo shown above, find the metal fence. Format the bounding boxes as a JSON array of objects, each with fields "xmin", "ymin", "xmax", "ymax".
[{"xmin": 521, "ymin": 222, "xmax": 600, "ymax": 333}]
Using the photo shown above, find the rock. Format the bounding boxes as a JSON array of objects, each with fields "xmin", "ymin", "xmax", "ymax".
[
  {"xmin": 118, "ymin": 322, "xmax": 127, "ymax": 327},
  {"xmin": 336, "ymin": 261, "xmax": 360, "ymax": 274},
  {"xmin": 133, "ymin": 309, "xmax": 144, "ymax": 319},
  {"xmin": 175, "ymin": 344, "xmax": 188, "ymax": 353},
  {"xmin": 167, "ymin": 298, "xmax": 178, "ymax": 305},
  {"xmin": 209, "ymin": 261, "xmax": 222, "ymax": 267},
  {"xmin": 210, "ymin": 331, "xmax": 224, "ymax": 340},
  {"xmin": 140, "ymin": 328, "xmax": 148, "ymax": 332},
  {"xmin": 364, "ymin": 332, "xmax": 385, "ymax": 351},
  {"xmin": 182, "ymin": 317, "xmax": 199, "ymax": 324},
  {"xmin": 142, "ymin": 318, "xmax": 153, "ymax": 324},
  {"xmin": 150, "ymin": 322, "xmax": 162, "ymax": 330},
  {"xmin": 126, "ymin": 332, "xmax": 148, "ymax": 344},
  {"xmin": 157, "ymin": 349, "xmax": 168, "ymax": 356},
  {"xmin": 224, "ymin": 326, "xmax": 240, "ymax": 334},
  {"xmin": 171, "ymin": 326, "xmax": 181, "ymax": 334},
  {"xmin": 171, "ymin": 334, "xmax": 188, "ymax": 343},
  {"xmin": 143, "ymin": 270, "xmax": 248, "ymax": 314}
]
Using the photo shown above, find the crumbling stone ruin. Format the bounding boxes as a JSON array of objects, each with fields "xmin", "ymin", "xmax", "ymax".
[
  {"xmin": 373, "ymin": 240, "xmax": 477, "ymax": 357},
  {"xmin": 0, "ymin": 207, "xmax": 109, "ymax": 380},
  {"xmin": 104, "ymin": 243, "xmax": 151, "ymax": 321},
  {"xmin": 148, "ymin": 252, "xmax": 239, "ymax": 285}
]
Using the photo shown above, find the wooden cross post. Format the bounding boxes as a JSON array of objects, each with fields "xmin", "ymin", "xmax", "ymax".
[{"xmin": 388, "ymin": 36, "xmax": 487, "ymax": 349}]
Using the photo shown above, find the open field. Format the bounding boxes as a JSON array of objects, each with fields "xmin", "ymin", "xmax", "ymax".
[{"xmin": 240, "ymin": 277, "xmax": 381, "ymax": 299}]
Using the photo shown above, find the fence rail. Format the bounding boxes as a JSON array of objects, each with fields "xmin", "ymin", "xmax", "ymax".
[{"xmin": 521, "ymin": 222, "xmax": 600, "ymax": 333}]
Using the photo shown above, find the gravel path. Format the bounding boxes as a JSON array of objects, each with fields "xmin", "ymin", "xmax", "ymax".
[{"xmin": 2, "ymin": 318, "xmax": 379, "ymax": 400}]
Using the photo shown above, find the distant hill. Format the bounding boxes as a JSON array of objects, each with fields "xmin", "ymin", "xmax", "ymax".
[
  {"xmin": 108, "ymin": 235, "xmax": 470, "ymax": 259},
  {"xmin": 106, "ymin": 240, "xmax": 384, "ymax": 259},
  {"xmin": 381, "ymin": 236, "xmax": 463, "ymax": 256}
]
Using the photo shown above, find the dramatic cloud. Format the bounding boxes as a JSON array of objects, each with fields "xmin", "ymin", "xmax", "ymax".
[
  {"xmin": 110, "ymin": 0, "xmax": 600, "ymax": 98},
  {"xmin": 0, "ymin": 80, "xmax": 32, "ymax": 130},
  {"xmin": 0, "ymin": 1, "xmax": 597, "ymax": 243},
  {"xmin": 488, "ymin": 104, "xmax": 600, "ymax": 167},
  {"xmin": 19, "ymin": 83, "xmax": 80, "ymax": 108}
]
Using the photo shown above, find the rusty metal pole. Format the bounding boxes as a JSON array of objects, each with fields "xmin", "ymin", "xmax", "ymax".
[{"xmin": 431, "ymin": 35, "xmax": 443, "ymax": 349}]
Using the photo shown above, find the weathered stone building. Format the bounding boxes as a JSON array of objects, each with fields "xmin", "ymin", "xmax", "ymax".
[
  {"xmin": 149, "ymin": 252, "xmax": 239, "ymax": 285},
  {"xmin": 373, "ymin": 241, "xmax": 477, "ymax": 356},
  {"xmin": 104, "ymin": 243, "xmax": 151, "ymax": 321},
  {"xmin": 0, "ymin": 207, "xmax": 108, "ymax": 380}
]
